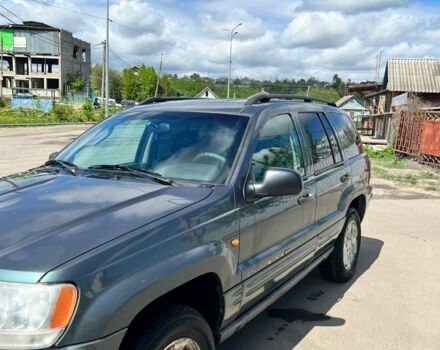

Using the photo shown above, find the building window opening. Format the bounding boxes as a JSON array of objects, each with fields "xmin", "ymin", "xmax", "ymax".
[
  {"xmin": 31, "ymin": 58, "xmax": 45, "ymax": 73},
  {"xmin": 46, "ymin": 58, "xmax": 59, "ymax": 73},
  {"xmin": 16, "ymin": 57, "xmax": 29, "ymax": 75},
  {"xmin": 47, "ymin": 78, "xmax": 59, "ymax": 89},
  {"xmin": 82, "ymin": 49, "xmax": 86, "ymax": 62},
  {"xmin": 31, "ymin": 78, "xmax": 44, "ymax": 89},
  {"xmin": 1, "ymin": 57, "xmax": 12, "ymax": 72},
  {"xmin": 73, "ymin": 45, "xmax": 79, "ymax": 59}
]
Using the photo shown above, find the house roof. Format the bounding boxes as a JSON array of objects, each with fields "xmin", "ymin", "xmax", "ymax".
[
  {"xmin": 335, "ymin": 95, "xmax": 353, "ymax": 107},
  {"xmin": 336, "ymin": 95, "xmax": 368, "ymax": 110},
  {"xmin": 195, "ymin": 87, "xmax": 219, "ymax": 99},
  {"xmin": 0, "ymin": 21, "xmax": 59, "ymax": 31},
  {"xmin": 384, "ymin": 58, "xmax": 440, "ymax": 93}
]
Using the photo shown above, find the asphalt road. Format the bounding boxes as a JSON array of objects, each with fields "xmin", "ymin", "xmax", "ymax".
[{"xmin": 1, "ymin": 125, "xmax": 439, "ymax": 350}]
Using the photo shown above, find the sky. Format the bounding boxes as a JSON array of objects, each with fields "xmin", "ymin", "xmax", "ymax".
[{"xmin": 1, "ymin": 0, "xmax": 440, "ymax": 82}]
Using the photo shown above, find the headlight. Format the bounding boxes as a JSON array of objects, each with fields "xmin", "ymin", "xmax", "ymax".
[{"xmin": 0, "ymin": 282, "xmax": 78, "ymax": 349}]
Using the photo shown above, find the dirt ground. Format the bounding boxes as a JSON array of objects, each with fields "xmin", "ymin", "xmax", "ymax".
[
  {"xmin": 0, "ymin": 124, "xmax": 91, "ymax": 176},
  {"xmin": 1, "ymin": 125, "xmax": 440, "ymax": 349}
]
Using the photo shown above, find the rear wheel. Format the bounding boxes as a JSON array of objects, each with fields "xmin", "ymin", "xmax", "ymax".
[
  {"xmin": 124, "ymin": 305, "xmax": 215, "ymax": 350},
  {"xmin": 320, "ymin": 208, "xmax": 361, "ymax": 282}
]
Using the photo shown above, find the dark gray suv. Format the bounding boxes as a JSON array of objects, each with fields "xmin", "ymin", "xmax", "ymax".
[{"xmin": 0, "ymin": 93, "xmax": 372, "ymax": 350}]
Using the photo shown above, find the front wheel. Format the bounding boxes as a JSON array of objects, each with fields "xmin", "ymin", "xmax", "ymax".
[
  {"xmin": 125, "ymin": 305, "xmax": 215, "ymax": 350},
  {"xmin": 319, "ymin": 208, "xmax": 361, "ymax": 282}
]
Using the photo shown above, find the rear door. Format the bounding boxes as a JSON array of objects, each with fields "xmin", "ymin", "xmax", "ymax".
[{"xmin": 297, "ymin": 112, "xmax": 352, "ymax": 252}]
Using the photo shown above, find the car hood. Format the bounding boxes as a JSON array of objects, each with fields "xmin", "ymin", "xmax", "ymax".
[{"xmin": 0, "ymin": 172, "xmax": 212, "ymax": 281}]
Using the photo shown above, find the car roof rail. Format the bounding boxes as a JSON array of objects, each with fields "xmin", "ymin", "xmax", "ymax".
[
  {"xmin": 245, "ymin": 92, "xmax": 337, "ymax": 107},
  {"xmin": 139, "ymin": 97, "xmax": 204, "ymax": 105}
]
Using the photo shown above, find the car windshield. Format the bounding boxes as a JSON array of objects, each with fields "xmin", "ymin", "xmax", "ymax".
[{"xmin": 56, "ymin": 110, "xmax": 249, "ymax": 184}]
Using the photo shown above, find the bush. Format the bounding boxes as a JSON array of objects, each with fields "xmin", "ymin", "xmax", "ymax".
[
  {"xmin": 365, "ymin": 145, "xmax": 396, "ymax": 160},
  {"xmin": 52, "ymin": 103, "xmax": 74, "ymax": 122}
]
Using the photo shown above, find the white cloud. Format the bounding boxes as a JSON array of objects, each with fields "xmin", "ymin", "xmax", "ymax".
[
  {"xmin": 298, "ymin": 0, "xmax": 413, "ymax": 14},
  {"xmin": 281, "ymin": 12, "xmax": 351, "ymax": 49},
  {"xmin": 197, "ymin": 8, "xmax": 265, "ymax": 40},
  {"xmin": 2, "ymin": 0, "xmax": 439, "ymax": 82},
  {"xmin": 110, "ymin": 0, "xmax": 166, "ymax": 38}
]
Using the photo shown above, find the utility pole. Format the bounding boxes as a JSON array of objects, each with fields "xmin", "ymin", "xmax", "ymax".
[
  {"xmin": 105, "ymin": 0, "xmax": 110, "ymax": 117},
  {"xmin": 227, "ymin": 23, "xmax": 241, "ymax": 99},
  {"xmin": 154, "ymin": 53, "xmax": 163, "ymax": 98},
  {"xmin": 1, "ymin": 35, "xmax": 3, "ymax": 99},
  {"xmin": 101, "ymin": 40, "xmax": 106, "ymax": 100}
]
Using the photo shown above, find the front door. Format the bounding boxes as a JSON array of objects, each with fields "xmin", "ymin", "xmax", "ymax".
[{"xmin": 237, "ymin": 113, "xmax": 317, "ymax": 309}]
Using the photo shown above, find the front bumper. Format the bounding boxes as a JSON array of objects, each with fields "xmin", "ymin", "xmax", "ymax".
[{"xmin": 56, "ymin": 329, "xmax": 127, "ymax": 350}]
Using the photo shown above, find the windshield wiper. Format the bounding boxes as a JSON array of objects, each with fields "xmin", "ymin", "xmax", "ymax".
[
  {"xmin": 88, "ymin": 164, "xmax": 174, "ymax": 185},
  {"xmin": 43, "ymin": 159, "xmax": 77, "ymax": 176}
]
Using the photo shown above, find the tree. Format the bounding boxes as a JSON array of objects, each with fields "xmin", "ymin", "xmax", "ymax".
[
  {"xmin": 121, "ymin": 68, "xmax": 138, "ymax": 100},
  {"xmin": 109, "ymin": 69, "xmax": 122, "ymax": 102},
  {"xmin": 137, "ymin": 65, "xmax": 157, "ymax": 100},
  {"xmin": 90, "ymin": 64, "xmax": 103, "ymax": 94},
  {"xmin": 91, "ymin": 64, "xmax": 122, "ymax": 101},
  {"xmin": 67, "ymin": 74, "xmax": 85, "ymax": 93}
]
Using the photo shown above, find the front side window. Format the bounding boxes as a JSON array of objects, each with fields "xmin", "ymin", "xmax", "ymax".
[
  {"xmin": 298, "ymin": 112, "xmax": 334, "ymax": 172},
  {"xmin": 57, "ymin": 111, "xmax": 249, "ymax": 184},
  {"xmin": 252, "ymin": 114, "xmax": 304, "ymax": 182}
]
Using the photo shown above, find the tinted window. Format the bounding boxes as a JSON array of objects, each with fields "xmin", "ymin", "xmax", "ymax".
[
  {"xmin": 252, "ymin": 114, "xmax": 304, "ymax": 182},
  {"xmin": 320, "ymin": 113, "xmax": 342, "ymax": 163},
  {"xmin": 328, "ymin": 112, "xmax": 359, "ymax": 159},
  {"xmin": 298, "ymin": 112, "xmax": 334, "ymax": 171}
]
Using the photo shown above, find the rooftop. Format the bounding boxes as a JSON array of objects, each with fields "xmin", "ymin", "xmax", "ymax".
[
  {"xmin": 129, "ymin": 95, "xmax": 341, "ymax": 116},
  {"xmin": 384, "ymin": 58, "xmax": 440, "ymax": 93}
]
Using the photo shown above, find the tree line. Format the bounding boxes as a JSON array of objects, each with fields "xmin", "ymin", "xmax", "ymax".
[{"xmin": 90, "ymin": 64, "xmax": 349, "ymax": 103}]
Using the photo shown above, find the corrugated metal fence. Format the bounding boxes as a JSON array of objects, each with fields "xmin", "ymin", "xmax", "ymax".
[
  {"xmin": 11, "ymin": 98, "xmax": 53, "ymax": 112},
  {"xmin": 395, "ymin": 110, "xmax": 440, "ymax": 167}
]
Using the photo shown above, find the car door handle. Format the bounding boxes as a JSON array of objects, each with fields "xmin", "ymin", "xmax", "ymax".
[
  {"xmin": 340, "ymin": 174, "xmax": 351, "ymax": 183},
  {"xmin": 298, "ymin": 191, "xmax": 314, "ymax": 205}
]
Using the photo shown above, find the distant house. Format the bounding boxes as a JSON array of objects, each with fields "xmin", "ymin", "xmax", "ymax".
[
  {"xmin": 365, "ymin": 58, "xmax": 440, "ymax": 113},
  {"xmin": 195, "ymin": 87, "xmax": 218, "ymax": 99},
  {"xmin": 335, "ymin": 95, "xmax": 369, "ymax": 119}
]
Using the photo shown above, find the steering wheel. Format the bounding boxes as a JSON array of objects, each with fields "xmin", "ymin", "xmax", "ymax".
[{"xmin": 192, "ymin": 152, "xmax": 227, "ymax": 168}]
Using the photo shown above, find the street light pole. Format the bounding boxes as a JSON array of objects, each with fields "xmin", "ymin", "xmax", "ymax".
[
  {"xmin": 227, "ymin": 23, "xmax": 241, "ymax": 99},
  {"xmin": 105, "ymin": 0, "xmax": 110, "ymax": 118}
]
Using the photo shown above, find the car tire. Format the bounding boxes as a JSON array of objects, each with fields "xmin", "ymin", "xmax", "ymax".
[
  {"xmin": 126, "ymin": 305, "xmax": 215, "ymax": 350},
  {"xmin": 319, "ymin": 208, "xmax": 361, "ymax": 283}
]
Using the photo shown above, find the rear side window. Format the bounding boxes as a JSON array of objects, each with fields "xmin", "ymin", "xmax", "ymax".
[
  {"xmin": 298, "ymin": 112, "xmax": 334, "ymax": 172},
  {"xmin": 328, "ymin": 112, "xmax": 359, "ymax": 159}
]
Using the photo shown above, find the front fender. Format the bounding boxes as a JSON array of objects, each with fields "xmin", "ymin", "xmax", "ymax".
[{"xmin": 45, "ymin": 240, "xmax": 236, "ymax": 347}]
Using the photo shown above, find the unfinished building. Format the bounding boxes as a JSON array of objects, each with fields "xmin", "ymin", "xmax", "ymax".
[{"xmin": 0, "ymin": 21, "xmax": 91, "ymax": 99}]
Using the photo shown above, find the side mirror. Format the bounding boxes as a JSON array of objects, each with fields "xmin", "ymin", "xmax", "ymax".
[
  {"xmin": 246, "ymin": 167, "xmax": 303, "ymax": 201},
  {"xmin": 49, "ymin": 152, "xmax": 59, "ymax": 160}
]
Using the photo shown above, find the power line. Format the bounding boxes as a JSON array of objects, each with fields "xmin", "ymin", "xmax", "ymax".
[
  {"xmin": 0, "ymin": 11, "xmax": 15, "ymax": 24},
  {"xmin": 26, "ymin": 0, "xmax": 105, "ymax": 20},
  {"xmin": 109, "ymin": 48, "xmax": 129, "ymax": 67},
  {"xmin": 0, "ymin": 4, "xmax": 25, "ymax": 22}
]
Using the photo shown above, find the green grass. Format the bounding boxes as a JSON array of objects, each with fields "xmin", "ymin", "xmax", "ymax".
[
  {"xmin": 365, "ymin": 145, "xmax": 395, "ymax": 160},
  {"xmin": 0, "ymin": 102, "xmax": 121, "ymax": 125}
]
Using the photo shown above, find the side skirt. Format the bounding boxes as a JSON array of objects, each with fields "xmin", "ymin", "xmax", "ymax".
[{"xmin": 218, "ymin": 247, "xmax": 333, "ymax": 343}]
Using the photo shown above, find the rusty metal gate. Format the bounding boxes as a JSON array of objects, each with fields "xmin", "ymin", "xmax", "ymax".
[{"xmin": 395, "ymin": 110, "xmax": 440, "ymax": 167}]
